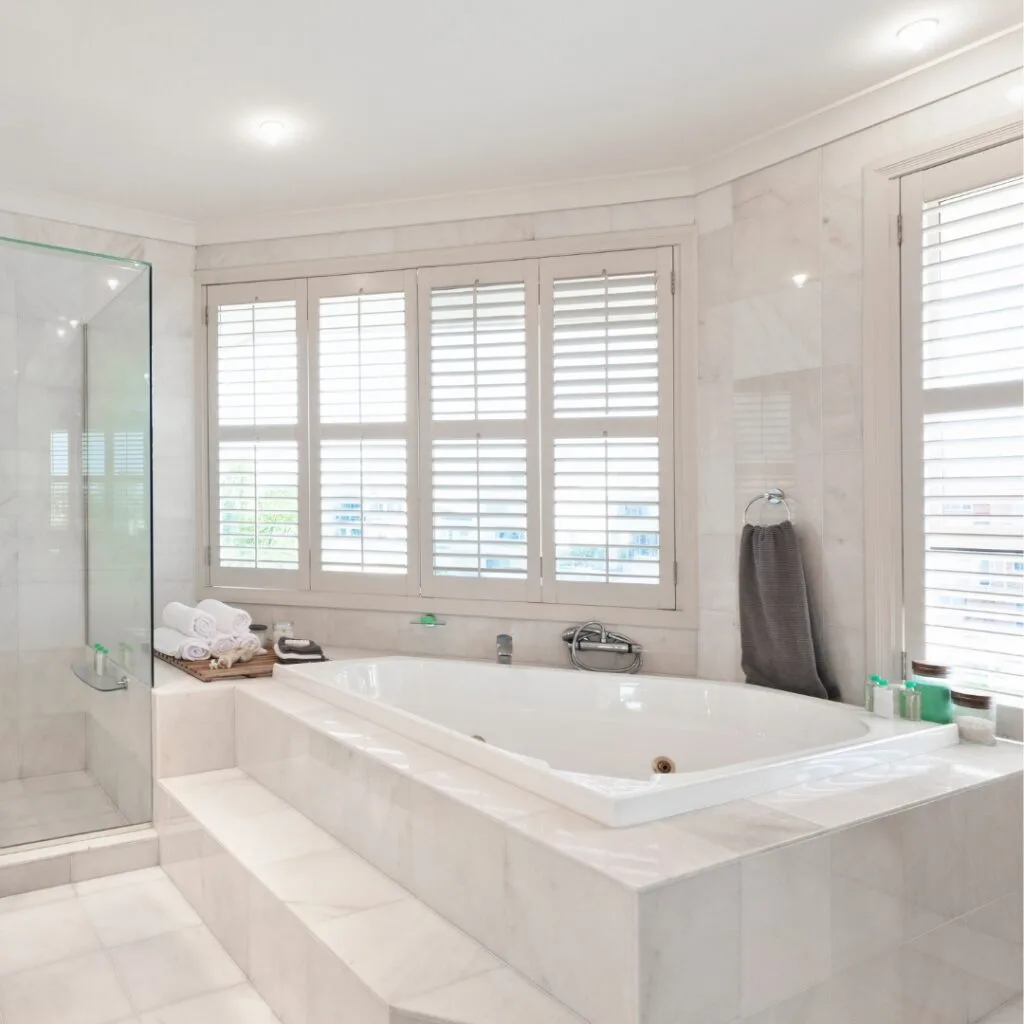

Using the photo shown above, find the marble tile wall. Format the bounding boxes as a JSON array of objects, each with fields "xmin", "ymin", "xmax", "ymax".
[{"xmin": 0, "ymin": 211, "xmax": 195, "ymax": 793}]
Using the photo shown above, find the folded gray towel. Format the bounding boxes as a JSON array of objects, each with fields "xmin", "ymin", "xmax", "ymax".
[{"xmin": 739, "ymin": 520, "xmax": 839, "ymax": 701}]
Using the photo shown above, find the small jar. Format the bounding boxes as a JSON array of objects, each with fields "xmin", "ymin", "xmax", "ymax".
[
  {"xmin": 272, "ymin": 621, "xmax": 294, "ymax": 644},
  {"xmin": 951, "ymin": 690, "xmax": 997, "ymax": 745},
  {"xmin": 250, "ymin": 624, "xmax": 269, "ymax": 649}
]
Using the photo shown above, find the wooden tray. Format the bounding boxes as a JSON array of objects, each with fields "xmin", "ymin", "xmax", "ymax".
[{"xmin": 155, "ymin": 648, "xmax": 280, "ymax": 682}]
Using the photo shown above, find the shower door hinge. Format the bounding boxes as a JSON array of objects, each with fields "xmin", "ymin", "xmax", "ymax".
[
  {"xmin": 204, "ymin": 544, "xmax": 211, "ymax": 567},
  {"xmin": 203, "ymin": 305, "xmax": 209, "ymax": 327},
  {"xmin": 896, "ymin": 213, "xmax": 903, "ymax": 247},
  {"xmin": 539, "ymin": 556, "xmax": 543, "ymax": 579},
  {"xmin": 670, "ymin": 270, "xmax": 676, "ymax": 295},
  {"xmin": 901, "ymin": 650, "xmax": 909, "ymax": 681}
]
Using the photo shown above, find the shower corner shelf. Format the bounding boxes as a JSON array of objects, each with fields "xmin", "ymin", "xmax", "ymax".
[{"xmin": 72, "ymin": 661, "xmax": 128, "ymax": 692}]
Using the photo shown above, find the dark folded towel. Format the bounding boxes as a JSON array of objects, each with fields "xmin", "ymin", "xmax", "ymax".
[
  {"xmin": 739, "ymin": 520, "xmax": 839, "ymax": 701},
  {"xmin": 274, "ymin": 637, "xmax": 325, "ymax": 663}
]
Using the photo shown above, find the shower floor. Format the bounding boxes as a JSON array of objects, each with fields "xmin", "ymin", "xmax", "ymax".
[{"xmin": 0, "ymin": 771, "xmax": 126, "ymax": 849}]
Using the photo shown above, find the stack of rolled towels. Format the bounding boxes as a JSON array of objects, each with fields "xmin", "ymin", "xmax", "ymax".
[{"xmin": 154, "ymin": 600, "xmax": 261, "ymax": 662}]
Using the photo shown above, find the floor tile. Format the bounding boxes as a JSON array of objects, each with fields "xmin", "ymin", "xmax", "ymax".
[
  {"xmin": 0, "ymin": 896, "xmax": 100, "ymax": 975},
  {"xmin": 0, "ymin": 950, "xmax": 133, "ymax": 1024},
  {"xmin": 81, "ymin": 875, "xmax": 200, "ymax": 947},
  {"xmin": 137, "ymin": 983, "xmax": 282, "ymax": 1024},
  {"xmin": 107, "ymin": 924, "xmax": 245, "ymax": 1012}
]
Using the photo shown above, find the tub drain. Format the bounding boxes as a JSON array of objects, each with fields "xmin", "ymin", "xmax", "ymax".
[{"xmin": 652, "ymin": 755, "xmax": 676, "ymax": 774}]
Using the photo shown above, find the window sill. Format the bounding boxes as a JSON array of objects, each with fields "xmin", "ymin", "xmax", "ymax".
[{"xmin": 198, "ymin": 585, "xmax": 697, "ymax": 631}]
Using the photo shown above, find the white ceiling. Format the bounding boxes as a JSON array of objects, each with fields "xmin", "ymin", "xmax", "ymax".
[{"xmin": 0, "ymin": 0, "xmax": 1019, "ymax": 231}]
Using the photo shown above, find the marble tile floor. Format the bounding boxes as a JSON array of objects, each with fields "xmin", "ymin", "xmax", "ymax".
[
  {"xmin": 0, "ymin": 770, "xmax": 127, "ymax": 849},
  {"xmin": 980, "ymin": 998, "xmax": 1024, "ymax": 1023},
  {"xmin": 0, "ymin": 865, "xmax": 280, "ymax": 1024}
]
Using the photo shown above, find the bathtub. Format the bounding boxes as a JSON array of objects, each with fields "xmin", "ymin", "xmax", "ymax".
[{"xmin": 275, "ymin": 657, "xmax": 959, "ymax": 826}]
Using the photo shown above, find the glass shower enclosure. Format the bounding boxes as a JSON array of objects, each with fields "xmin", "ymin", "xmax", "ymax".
[{"xmin": 0, "ymin": 235, "xmax": 152, "ymax": 849}]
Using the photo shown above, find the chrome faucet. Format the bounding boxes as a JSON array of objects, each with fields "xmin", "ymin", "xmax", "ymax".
[{"xmin": 496, "ymin": 633, "xmax": 513, "ymax": 665}]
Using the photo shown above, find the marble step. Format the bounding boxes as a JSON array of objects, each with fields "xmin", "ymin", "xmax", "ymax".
[{"xmin": 156, "ymin": 767, "xmax": 585, "ymax": 1024}]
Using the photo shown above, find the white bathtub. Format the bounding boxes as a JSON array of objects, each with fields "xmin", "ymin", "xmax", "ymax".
[{"xmin": 275, "ymin": 657, "xmax": 959, "ymax": 826}]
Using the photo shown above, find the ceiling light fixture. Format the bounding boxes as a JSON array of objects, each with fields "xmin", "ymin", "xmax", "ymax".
[
  {"xmin": 792, "ymin": 273, "xmax": 809, "ymax": 289},
  {"xmin": 69, "ymin": 320, "xmax": 79, "ymax": 328},
  {"xmin": 896, "ymin": 18, "xmax": 940, "ymax": 52},
  {"xmin": 255, "ymin": 119, "xmax": 287, "ymax": 145},
  {"xmin": 107, "ymin": 278, "xmax": 119, "ymax": 290},
  {"xmin": 56, "ymin": 328, "xmax": 66, "ymax": 338}
]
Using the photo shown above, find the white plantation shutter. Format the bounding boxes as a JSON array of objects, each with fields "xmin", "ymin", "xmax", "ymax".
[
  {"xmin": 418, "ymin": 263, "xmax": 539, "ymax": 600},
  {"xmin": 309, "ymin": 272, "xmax": 416, "ymax": 594},
  {"xmin": 902, "ymin": 142, "xmax": 1024, "ymax": 696},
  {"xmin": 541, "ymin": 249, "xmax": 675, "ymax": 608},
  {"xmin": 207, "ymin": 280, "xmax": 308, "ymax": 588}
]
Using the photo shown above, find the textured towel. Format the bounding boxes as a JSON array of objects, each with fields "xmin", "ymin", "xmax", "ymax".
[
  {"xmin": 232, "ymin": 632, "xmax": 263, "ymax": 657},
  {"xmin": 209, "ymin": 634, "xmax": 237, "ymax": 656},
  {"xmin": 154, "ymin": 626, "xmax": 210, "ymax": 662},
  {"xmin": 197, "ymin": 599, "xmax": 252, "ymax": 635},
  {"xmin": 739, "ymin": 521, "xmax": 839, "ymax": 701},
  {"xmin": 162, "ymin": 602, "xmax": 217, "ymax": 640}
]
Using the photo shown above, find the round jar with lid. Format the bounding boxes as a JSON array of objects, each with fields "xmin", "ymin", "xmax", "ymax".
[{"xmin": 950, "ymin": 689, "xmax": 997, "ymax": 745}]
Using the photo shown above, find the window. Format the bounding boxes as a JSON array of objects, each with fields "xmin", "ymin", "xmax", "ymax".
[
  {"xmin": 205, "ymin": 248, "xmax": 678, "ymax": 610},
  {"xmin": 901, "ymin": 142, "xmax": 1024, "ymax": 696},
  {"xmin": 207, "ymin": 280, "xmax": 307, "ymax": 588}
]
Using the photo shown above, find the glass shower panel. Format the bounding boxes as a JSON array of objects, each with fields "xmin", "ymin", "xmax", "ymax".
[{"xmin": 0, "ymin": 235, "xmax": 152, "ymax": 850}]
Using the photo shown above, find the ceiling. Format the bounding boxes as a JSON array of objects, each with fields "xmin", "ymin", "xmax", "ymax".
[{"xmin": 0, "ymin": 0, "xmax": 1019, "ymax": 230}]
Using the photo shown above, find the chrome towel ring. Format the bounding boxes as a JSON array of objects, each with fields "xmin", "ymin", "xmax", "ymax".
[{"xmin": 742, "ymin": 488, "xmax": 792, "ymax": 526}]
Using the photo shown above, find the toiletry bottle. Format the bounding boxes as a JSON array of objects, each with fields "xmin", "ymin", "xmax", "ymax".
[
  {"xmin": 864, "ymin": 674, "xmax": 880, "ymax": 712},
  {"xmin": 910, "ymin": 661, "xmax": 953, "ymax": 724},
  {"xmin": 900, "ymin": 681, "xmax": 921, "ymax": 721},
  {"xmin": 873, "ymin": 677, "xmax": 895, "ymax": 719}
]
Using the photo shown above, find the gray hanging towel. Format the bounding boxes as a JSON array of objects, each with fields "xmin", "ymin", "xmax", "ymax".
[{"xmin": 739, "ymin": 520, "xmax": 839, "ymax": 701}]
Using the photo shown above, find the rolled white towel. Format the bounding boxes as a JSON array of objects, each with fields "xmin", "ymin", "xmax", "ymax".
[
  {"xmin": 154, "ymin": 626, "xmax": 211, "ymax": 662},
  {"xmin": 162, "ymin": 602, "xmax": 216, "ymax": 640},
  {"xmin": 209, "ymin": 634, "xmax": 237, "ymax": 657},
  {"xmin": 197, "ymin": 599, "xmax": 252, "ymax": 635},
  {"xmin": 232, "ymin": 632, "xmax": 262, "ymax": 657}
]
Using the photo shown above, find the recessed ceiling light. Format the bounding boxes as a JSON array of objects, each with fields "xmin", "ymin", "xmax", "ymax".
[
  {"xmin": 107, "ymin": 278, "xmax": 119, "ymax": 290},
  {"xmin": 896, "ymin": 18, "xmax": 940, "ymax": 52},
  {"xmin": 254, "ymin": 119, "xmax": 287, "ymax": 145},
  {"xmin": 792, "ymin": 273, "xmax": 809, "ymax": 289},
  {"xmin": 69, "ymin": 319, "xmax": 79, "ymax": 328},
  {"xmin": 56, "ymin": 328, "xmax": 66, "ymax": 338}
]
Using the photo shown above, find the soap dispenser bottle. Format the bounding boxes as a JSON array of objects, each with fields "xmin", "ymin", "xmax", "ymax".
[{"xmin": 873, "ymin": 678, "xmax": 895, "ymax": 719}]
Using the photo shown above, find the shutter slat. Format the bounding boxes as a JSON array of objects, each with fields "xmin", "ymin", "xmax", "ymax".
[
  {"xmin": 431, "ymin": 438, "xmax": 528, "ymax": 579},
  {"xmin": 217, "ymin": 440, "xmax": 300, "ymax": 570},
  {"xmin": 921, "ymin": 178, "xmax": 1024, "ymax": 390},
  {"xmin": 319, "ymin": 292, "xmax": 406, "ymax": 425},
  {"xmin": 553, "ymin": 437, "xmax": 660, "ymax": 585},
  {"xmin": 320, "ymin": 439, "xmax": 407, "ymax": 576},
  {"xmin": 430, "ymin": 282, "xmax": 527, "ymax": 422},
  {"xmin": 217, "ymin": 300, "xmax": 298, "ymax": 427},
  {"xmin": 552, "ymin": 270, "xmax": 660, "ymax": 420}
]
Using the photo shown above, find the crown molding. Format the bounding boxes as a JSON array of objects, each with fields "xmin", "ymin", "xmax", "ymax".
[
  {"xmin": 1, "ymin": 27, "xmax": 1019, "ymax": 250},
  {"xmin": 687, "ymin": 27, "xmax": 1023, "ymax": 193},
  {"xmin": 0, "ymin": 184, "xmax": 196, "ymax": 247}
]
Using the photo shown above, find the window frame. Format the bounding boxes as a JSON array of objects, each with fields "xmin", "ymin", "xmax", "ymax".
[
  {"xmin": 417, "ymin": 260, "xmax": 542, "ymax": 603},
  {"xmin": 899, "ymin": 140, "xmax": 1024, "ymax": 695},
  {"xmin": 197, "ymin": 228, "xmax": 697, "ymax": 627},
  {"xmin": 307, "ymin": 270, "xmax": 420, "ymax": 596},
  {"xmin": 206, "ymin": 278, "xmax": 310, "ymax": 591},
  {"xmin": 539, "ymin": 248, "xmax": 676, "ymax": 609}
]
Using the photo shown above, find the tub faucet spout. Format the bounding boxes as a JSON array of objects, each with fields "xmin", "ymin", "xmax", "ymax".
[{"xmin": 496, "ymin": 634, "xmax": 513, "ymax": 665}]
